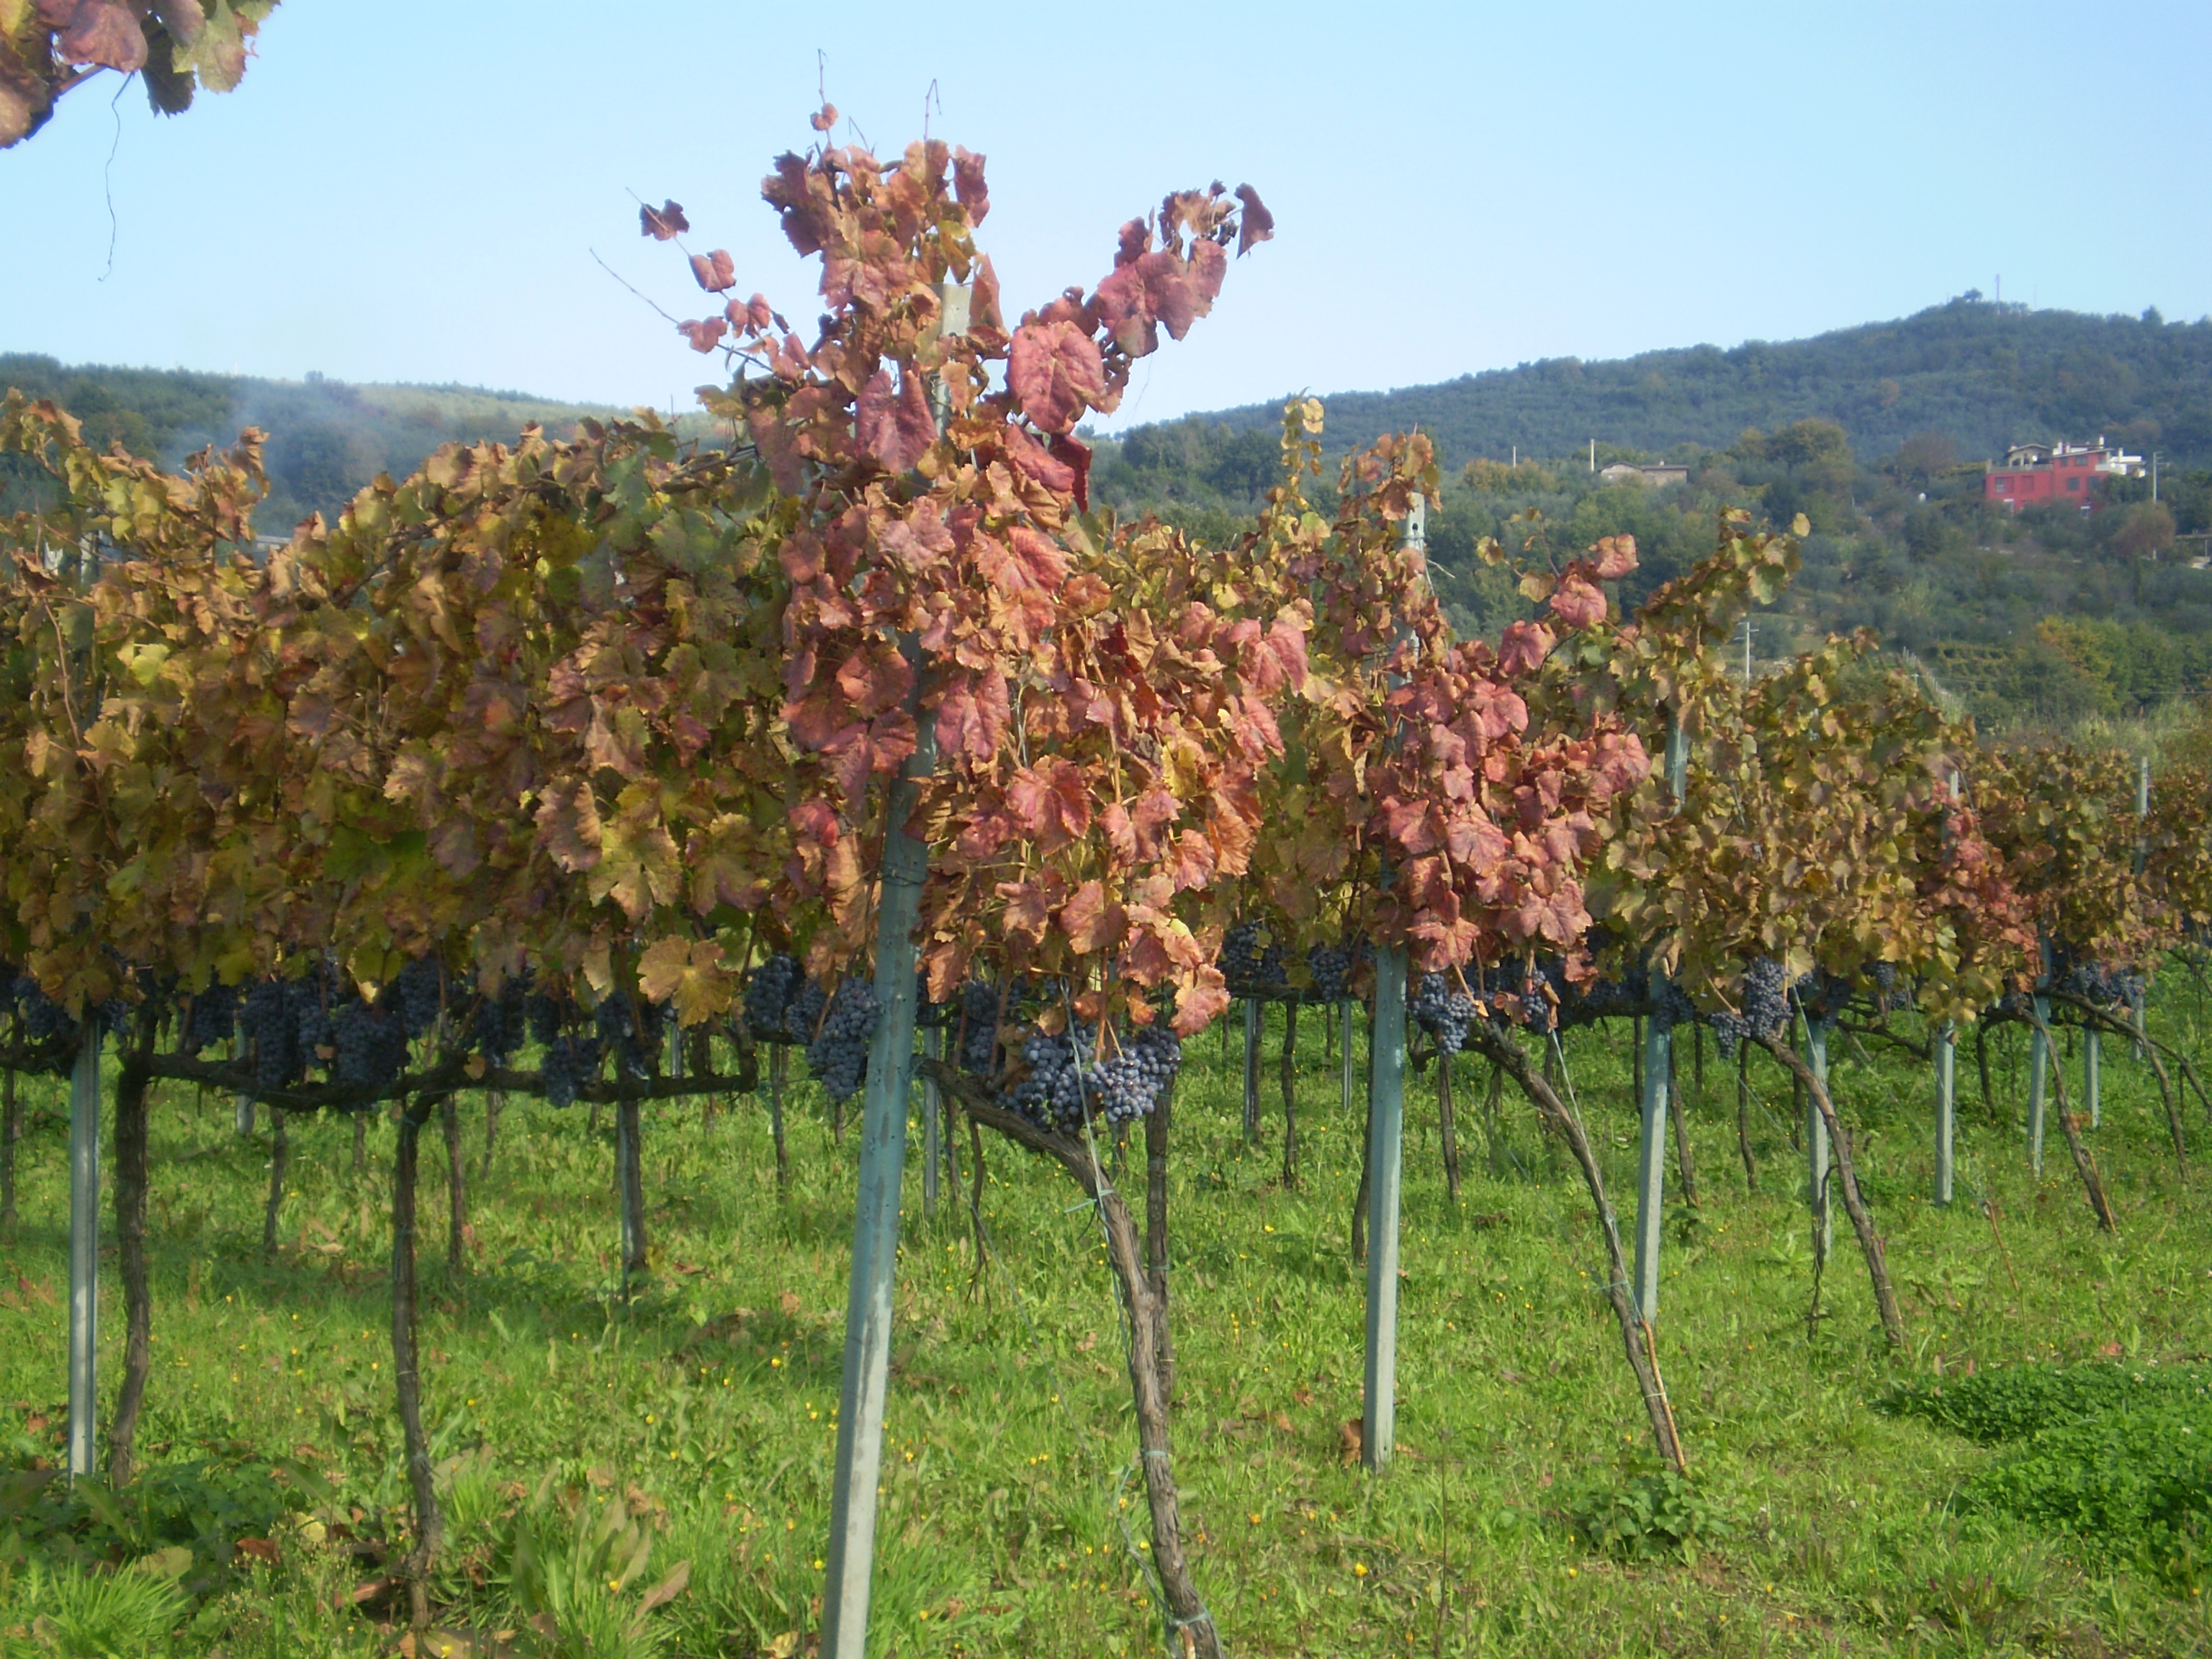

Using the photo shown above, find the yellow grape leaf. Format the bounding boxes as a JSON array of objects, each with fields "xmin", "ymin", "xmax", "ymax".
[{"xmin": 637, "ymin": 937, "xmax": 733, "ymax": 1025}]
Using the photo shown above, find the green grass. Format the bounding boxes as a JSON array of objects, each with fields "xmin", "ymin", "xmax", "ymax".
[{"xmin": 4, "ymin": 992, "xmax": 2212, "ymax": 1656}]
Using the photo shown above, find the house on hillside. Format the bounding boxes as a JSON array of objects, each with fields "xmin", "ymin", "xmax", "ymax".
[
  {"xmin": 1982, "ymin": 438, "xmax": 2143, "ymax": 512},
  {"xmin": 1598, "ymin": 462, "xmax": 1689, "ymax": 487}
]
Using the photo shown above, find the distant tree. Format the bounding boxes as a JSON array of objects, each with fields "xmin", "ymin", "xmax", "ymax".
[
  {"xmin": 1460, "ymin": 456, "xmax": 1560, "ymax": 495},
  {"xmin": 1891, "ymin": 430, "xmax": 1957, "ymax": 487},
  {"xmin": 2111, "ymin": 501, "xmax": 2177, "ymax": 561},
  {"xmin": 1, "ymin": 1, "xmax": 278, "ymax": 149},
  {"xmin": 1764, "ymin": 418, "xmax": 1852, "ymax": 472}
]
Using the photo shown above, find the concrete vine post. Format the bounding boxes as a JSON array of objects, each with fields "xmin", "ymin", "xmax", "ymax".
[
  {"xmin": 1936, "ymin": 1020, "xmax": 1956, "ymax": 1206},
  {"xmin": 66, "ymin": 1028, "xmax": 100, "ymax": 1483},
  {"xmin": 1631, "ymin": 717, "xmax": 1689, "ymax": 1324},
  {"xmin": 1361, "ymin": 493, "xmax": 1423, "ymax": 1475},
  {"xmin": 2028, "ymin": 938, "xmax": 2053, "ymax": 1177}
]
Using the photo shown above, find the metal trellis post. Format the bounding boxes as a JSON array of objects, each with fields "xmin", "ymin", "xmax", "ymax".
[
  {"xmin": 68, "ymin": 1030, "xmax": 101, "ymax": 1482},
  {"xmin": 1362, "ymin": 495, "xmax": 1423, "ymax": 1475},
  {"xmin": 1341, "ymin": 999, "xmax": 1356, "ymax": 1120},
  {"xmin": 2028, "ymin": 939, "xmax": 2051, "ymax": 1177},
  {"xmin": 1362, "ymin": 943, "xmax": 1407, "ymax": 1472},
  {"xmin": 1242, "ymin": 997, "xmax": 1262, "ymax": 1145},
  {"xmin": 1632, "ymin": 1015, "xmax": 1671, "ymax": 1323},
  {"xmin": 1804, "ymin": 1018, "xmax": 1832, "ymax": 1264},
  {"xmin": 1631, "ymin": 717, "xmax": 1689, "ymax": 1324},
  {"xmin": 1936, "ymin": 1020, "xmax": 1956, "ymax": 1207},
  {"xmin": 2084, "ymin": 1028, "xmax": 2100, "ymax": 1130},
  {"xmin": 922, "ymin": 1023, "xmax": 940, "ymax": 1216}
]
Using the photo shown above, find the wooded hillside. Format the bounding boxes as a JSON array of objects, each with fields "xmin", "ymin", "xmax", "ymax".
[{"xmin": 1133, "ymin": 297, "xmax": 2211, "ymax": 474}]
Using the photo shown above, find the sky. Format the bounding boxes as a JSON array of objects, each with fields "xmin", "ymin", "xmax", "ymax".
[{"xmin": 4, "ymin": 1, "xmax": 2209, "ymax": 431}]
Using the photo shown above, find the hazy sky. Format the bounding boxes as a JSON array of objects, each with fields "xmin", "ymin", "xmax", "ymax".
[{"xmin": 4, "ymin": 1, "xmax": 2208, "ymax": 429}]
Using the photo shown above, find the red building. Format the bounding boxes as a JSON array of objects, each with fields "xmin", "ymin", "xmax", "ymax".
[{"xmin": 1984, "ymin": 437, "xmax": 2144, "ymax": 511}]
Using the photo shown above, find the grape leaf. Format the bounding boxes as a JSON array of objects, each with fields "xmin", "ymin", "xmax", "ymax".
[
  {"xmin": 688, "ymin": 249, "xmax": 737, "ymax": 292},
  {"xmin": 676, "ymin": 318, "xmax": 726, "ymax": 354},
  {"xmin": 638, "ymin": 937, "xmax": 733, "ymax": 1025},
  {"xmin": 1233, "ymin": 184, "xmax": 1274, "ymax": 256},
  {"xmin": 854, "ymin": 367, "xmax": 935, "ymax": 473},
  {"xmin": 639, "ymin": 199, "xmax": 689, "ymax": 240},
  {"xmin": 1007, "ymin": 320, "xmax": 1105, "ymax": 434},
  {"xmin": 59, "ymin": 1, "xmax": 146, "ymax": 70}
]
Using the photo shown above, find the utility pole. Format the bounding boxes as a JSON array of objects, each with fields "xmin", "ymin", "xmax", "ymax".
[{"xmin": 1588, "ymin": 439, "xmax": 1595, "ymax": 475}]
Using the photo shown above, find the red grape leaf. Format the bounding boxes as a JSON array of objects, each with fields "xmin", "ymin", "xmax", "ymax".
[
  {"xmin": 1172, "ymin": 968, "xmax": 1231, "ymax": 1036},
  {"xmin": 935, "ymin": 671, "xmax": 1009, "ymax": 763},
  {"xmin": 855, "ymin": 367, "xmax": 935, "ymax": 473},
  {"xmin": 999, "ymin": 423, "xmax": 1074, "ymax": 494},
  {"xmin": 1048, "ymin": 435, "xmax": 1092, "ymax": 511},
  {"xmin": 1590, "ymin": 534, "xmax": 1638, "ymax": 580},
  {"xmin": 1007, "ymin": 320, "xmax": 1105, "ymax": 434},
  {"xmin": 1059, "ymin": 880, "xmax": 1127, "ymax": 955},
  {"xmin": 809, "ymin": 101, "xmax": 838, "ymax": 132},
  {"xmin": 952, "ymin": 145, "xmax": 989, "ymax": 223},
  {"xmin": 688, "ymin": 249, "xmax": 737, "ymax": 292},
  {"xmin": 1233, "ymin": 184, "xmax": 1274, "ymax": 256},
  {"xmin": 60, "ymin": 1, "xmax": 147, "ymax": 71},
  {"xmin": 1497, "ymin": 621, "xmax": 1555, "ymax": 675},
  {"xmin": 639, "ymin": 199, "xmax": 689, "ymax": 240},
  {"xmin": 1548, "ymin": 570, "xmax": 1607, "ymax": 630},
  {"xmin": 676, "ymin": 318, "xmax": 727, "ymax": 354}
]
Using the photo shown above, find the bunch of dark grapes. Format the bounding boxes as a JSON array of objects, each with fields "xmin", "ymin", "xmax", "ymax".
[
  {"xmin": 745, "ymin": 954, "xmax": 803, "ymax": 1042},
  {"xmin": 1792, "ymin": 968, "xmax": 1853, "ymax": 1030},
  {"xmin": 540, "ymin": 1032, "xmax": 601, "ymax": 1108},
  {"xmin": 1650, "ymin": 977, "xmax": 1699, "ymax": 1033},
  {"xmin": 595, "ymin": 997, "xmax": 667, "ymax": 1080},
  {"xmin": 1557, "ymin": 974, "xmax": 1639, "ymax": 1029},
  {"xmin": 468, "ymin": 976, "xmax": 530, "ymax": 1068},
  {"xmin": 526, "ymin": 990, "xmax": 571, "ymax": 1048},
  {"xmin": 238, "ymin": 979, "xmax": 299, "ymax": 1092},
  {"xmin": 289, "ymin": 970, "xmax": 336, "ymax": 1074},
  {"xmin": 2052, "ymin": 945, "xmax": 2142, "ymax": 1012},
  {"xmin": 781, "ymin": 976, "xmax": 827, "ymax": 1045},
  {"xmin": 1514, "ymin": 958, "xmax": 1566, "ymax": 1036},
  {"xmin": 329, "ymin": 997, "xmax": 409, "ymax": 1091},
  {"xmin": 1411, "ymin": 973, "xmax": 1479, "ymax": 1056},
  {"xmin": 387, "ymin": 956, "xmax": 445, "ymax": 1040},
  {"xmin": 1002, "ymin": 1022, "xmax": 1094, "ymax": 1132},
  {"xmin": 1868, "ymin": 960, "xmax": 1900, "ymax": 1014},
  {"xmin": 916, "ymin": 971, "xmax": 956, "ymax": 1029},
  {"xmin": 1223, "ymin": 921, "xmax": 1287, "ymax": 999},
  {"xmin": 1711, "ymin": 958, "xmax": 1793, "ymax": 1060},
  {"xmin": 5, "ymin": 969, "xmax": 77, "ymax": 1051},
  {"xmin": 805, "ymin": 980, "xmax": 880, "ymax": 1103},
  {"xmin": 1002, "ymin": 1020, "xmax": 1179, "ymax": 1130},
  {"xmin": 957, "ymin": 980, "xmax": 1003, "ymax": 1074},
  {"xmin": 1091, "ymin": 1025, "xmax": 1182, "ymax": 1123},
  {"xmin": 1306, "ymin": 942, "xmax": 1354, "ymax": 1004},
  {"xmin": 1744, "ymin": 956, "xmax": 1790, "ymax": 1040},
  {"xmin": 181, "ymin": 983, "xmax": 238, "ymax": 1056}
]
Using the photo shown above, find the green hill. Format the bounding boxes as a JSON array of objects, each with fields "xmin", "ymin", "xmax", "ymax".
[
  {"xmin": 0, "ymin": 354, "xmax": 624, "ymax": 532},
  {"xmin": 1117, "ymin": 296, "xmax": 2212, "ymax": 477},
  {"xmin": 1087, "ymin": 298, "xmax": 2212, "ymax": 743}
]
